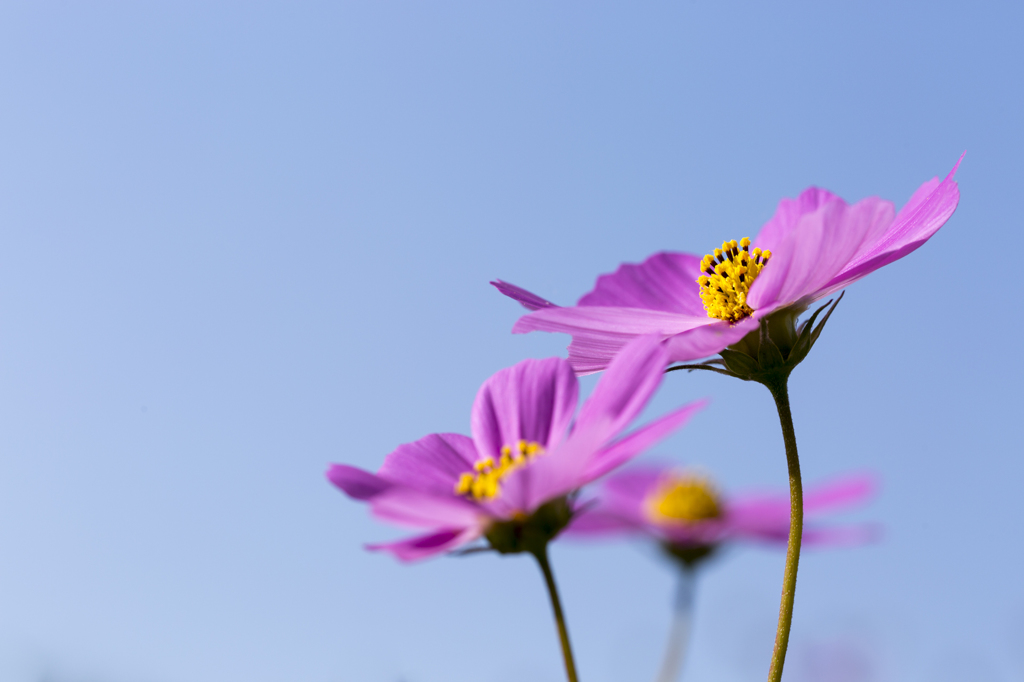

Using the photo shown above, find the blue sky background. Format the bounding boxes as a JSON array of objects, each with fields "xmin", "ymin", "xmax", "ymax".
[{"xmin": 0, "ymin": 2, "xmax": 1021, "ymax": 681}]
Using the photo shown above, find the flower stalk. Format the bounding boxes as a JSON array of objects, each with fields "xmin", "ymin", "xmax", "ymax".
[
  {"xmin": 663, "ymin": 302, "xmax": 844, "ymax": 682},
  {"xmin": 655, "ymin": 566, "xmax": 696, "ymax": 682},
  {"xmin": 763, "ymin": 376, "xmax": 803, "ymax": 682},
  {"xmin": 532, "ymin": 545, "xmax": 580, "ymax": 682}
]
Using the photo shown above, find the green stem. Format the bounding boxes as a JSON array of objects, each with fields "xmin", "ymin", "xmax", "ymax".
[
  {"xmin": 655, "ymin": 567, "xmax": 695, "ymax": 682},
  {"xmin": 532, "ymin": 545, "xmax": 580, "ymax": 682},
  {"xmin": 765, "ymin": 377, "xmax": 803, "ymax": 682}
]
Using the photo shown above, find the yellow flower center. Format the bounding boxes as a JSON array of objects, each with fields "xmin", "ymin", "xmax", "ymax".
[
  {"xmin": 645, "ymin": 473, "xmax": 722, "ymax": 525},
  {"xmin": 454, "ymin": 440, "xmax": 545, "ymax": 501},
  {"xmin": 696, "ymin": 238, "xmax": 771, "ymax": 322}
]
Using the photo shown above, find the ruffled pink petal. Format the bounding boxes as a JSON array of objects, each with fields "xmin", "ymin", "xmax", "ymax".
[
  {"xmin": 748, "ymin": 196, "xmax": 895, "ymax": 311},
  {"xmin": 842, "ymin": 178, "xmax": 939, "ymax": 267},
  {"xmin": 491, "ymin": 280, "xmax": 560, "ymax": 311},
  {"xmin": 582, "ymin": 399, "xmax": 707, "ymax": 482},
  {"xmin": 663, "ymin": 317, "xmax": 759, "ymax": 364},
  {"xmin": 566, "ymin": 332, "xmax": 634, "ymax": 376},
  {"xmin": 577, "ymin": 251, "xmax": 707, "ymax": 316},
  {"xmin": 366, "ymin": 527, "xmax": 482, "ymax": 562},
  {"xmin": 377, "ymin": 433, "xmax": 479, "ymax": 498},
  {"xmin": 752, "ymin": 187, "xmax": 842, "ymax": 253},
  {"xmin": 820, "ymin": 156, "xmax": 962, "ymax": 296},
  {"xmin": 368, "ymin": 487, "xmax": 485, "ymax": 529},
  {"xmin": 326, "ymin": 464, "xmax": 393, "ymax": 501},
  {"xmin": 513, "ymin": 306, "xmax": 712, "ymax": 375},
  {"xmin": 470, "ymin": 357, "xmax": 579, "ymax": 460}
]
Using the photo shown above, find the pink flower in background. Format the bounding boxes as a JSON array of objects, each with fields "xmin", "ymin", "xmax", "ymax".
[
  {"xmin": 494, "ymin": 157, "xmax": 962, "ymax": 375},
  {"xmin": 327, "ymin": 336, "xmax": 705, "ymax": 562},
  {"xmin": 570, "ymin": 466, "xmax": 877, "ymax": 554}
]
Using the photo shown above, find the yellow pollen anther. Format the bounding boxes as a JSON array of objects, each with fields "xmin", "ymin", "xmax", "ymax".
[
  {"xmin": 645, "ymin": 473, "xmax": 722, "ymax": 525},
  {"xmin": 454, "ymin": 441, "xmax": 546, "ymax": 501},
  {"xmin": 696, "ymin": 238, "xmax": 771, "ymax": 322}
]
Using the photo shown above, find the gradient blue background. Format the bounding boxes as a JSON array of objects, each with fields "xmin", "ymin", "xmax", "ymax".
[{"xmin": 0, "ymin": 2, "xmax": 1020, "ymax": 681}]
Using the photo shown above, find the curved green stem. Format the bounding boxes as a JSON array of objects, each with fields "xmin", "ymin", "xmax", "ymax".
[
  {"xmin": 765, "ymin": 377, "xmax": 803, "ymax": 682},
  {"xmin": 533, "ymin": 545, "xmax": 580, "ymax": 682}
]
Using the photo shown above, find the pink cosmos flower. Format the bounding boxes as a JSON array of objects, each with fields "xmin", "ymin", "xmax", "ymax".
[
  {"xmin": 494, "ymin": 157, "xmax": 962, "ymax": 375},
  {"xmin": 327, "ymin": 335, "xmax": 705, "ymax": 562},
  {"xmin": 569, "ymin": 466, "xmax": 877, "ymax": 561}
]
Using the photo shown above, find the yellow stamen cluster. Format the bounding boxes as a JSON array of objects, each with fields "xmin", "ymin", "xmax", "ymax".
[
  {"xmin": 454, "ymin": 440, "xmax": 544, "ymax": 501},
  {"xmin": 696, "ymin": 237, "xmax": 771, "ymax": 322},
  {"xmin": 646, "ymin": 473, "xmax": 722, "ymax": 525}
]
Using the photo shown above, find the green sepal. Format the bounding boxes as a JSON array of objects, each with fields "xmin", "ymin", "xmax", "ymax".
[
  {"xmin": 719, "ymin": 349, "xmax": 759, "ymax": 378},
  {"xmin": 809, "ymin": 291, "xmax": 844, "ymax": 347},
  {"xmin": 671, "ymin": 293, "xmax": 845, "ymax": 390},
  {"xmin": 662, "ymin": 541, "xmax": 717, "ymax": 569},
  {"xmin": 484, "ymin": 496, "xmax": 574, "ymax": 556},
  {"xmin": 757, "ymin": 319, "xmax": 787, "ymax": 370},
  {"xmin": 787, "ymin": 297, "xmax": 833, "ymax": 365}
]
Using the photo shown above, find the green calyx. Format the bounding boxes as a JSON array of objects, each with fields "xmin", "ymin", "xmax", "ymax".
[
  {"xmin": 483, "ymin": 496, "xmax": 575, "ymax": 556},
  {"xmin": 668, "ymin": 293, "xmax": 844, "ymax": 388},
  {"xmin": 662, "ymin": 541, "xmax": 717, "ymax": 569}
]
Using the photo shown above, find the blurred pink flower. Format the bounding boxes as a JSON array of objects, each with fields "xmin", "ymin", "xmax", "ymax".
[
  {"xmin": 494, "ymin": 157, "xmax": 962, "ymax": 374},
  {"xmin": 327, "ymin": 336, "xmax": 705, "ymax": 562},
  {"xmin": 569, "ymin": 466, "xmax": 877, "ymax": 559}
]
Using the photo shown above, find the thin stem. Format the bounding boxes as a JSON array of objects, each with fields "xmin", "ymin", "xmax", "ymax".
[
  {"xmin": 765, "ymin": 377, "xmax": 804, "ymax": 682},
  {"xmin": 655, "ymin": 567, "xmax": 696, "ymax": 682},
  {"xmin": 533, "ymin": 545, "xmax": 580, "ymax": 682},
  {"xmin": 664, "ymin": 363, "xmax": 736, "ymax": 378}
]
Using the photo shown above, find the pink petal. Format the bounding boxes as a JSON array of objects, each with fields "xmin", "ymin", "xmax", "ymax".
[
  {"xmin": 802, "ymin": 524, "xmax": 881, "ymax": 548},
  {"xmin": 726, "ymin": 495, "xmax": 789, "ymax": 525},
  {"xmin": 582, "ymin": 399, "xmax": 708, "ymax": 481},
  {"xmin": 495, "ymin": 423, "xmax": 608, "ymax": 514},
  {"xmin": 491, "ymin": 280, "xmax": 560, "ymax": 311},
  {"xmin": 602, "ymin": 467, "xmax": 665, "ymax": 500},
  {"xmin": 577, "ymin": 251, "xmax": 707, "ymax": 316},
  {"xmin": 565, "ymin": 507, "xmax": 640, "ymax": 536},
  {"xmin": 721, "ymin": 500, "xmax": 791, "ymax": 541},
  {"xmin": 663, "ymin": 317, "xmax": 759, "ymax": 364},
  {"xmin": 369, "ymin": 487, "xmax": 485, "ymax": 529},
  {"xmin": 803, "ymin": 473, "xmax": 877, "ymax": 513},
  {"xmin": 661, "ymin": 519, "xmax": 731, "ymax": 546},
  {"xmin": 470, "ymin": 357, "xmax": 579, "ymax": 460},
  {"xmin": 563, "ymin": 470, "xmax": 660, "ymax": 538},
  {"xmin": 725, "ymin": 474, "xmax": 878, "ymax": 540},
  {"xmin": 513, "ymin": 306, "xmax": 712, "ymax": 375},
  {"xmin": 822, "ymin": 155, "xmax": 962, "ymax": 295},
  {"xmin": 500, "ymin": 337, "xmax": 676, "ymax": 513},
  {"xmin": 573, "ymin": 334, "xmax": 672, "ymax": 446},
  {"xmin": 720, "ymin": 517, "xmax": 879, "ymax": 548},
  {"xmin": 748, "ymin": 196, "xmax": 895, "ymax": 311},
  {"xmin": 377, "ymin": 433, "xmax": 479, "ymax": 498},
  {"xmin": 752, "ymin": 187, "xmax": 842, "ymax": 253},
  {"xmin": 566, "ymin": 332, "xmax": 634, "ymax": 376},
  {"xmin": 326, "ymin": 464, "xmax": 393, "ymax": 501},
  {"xmin": 367, "ymin": 527, "xmax": 482, "ymax": 562}
]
